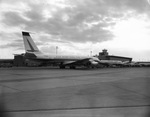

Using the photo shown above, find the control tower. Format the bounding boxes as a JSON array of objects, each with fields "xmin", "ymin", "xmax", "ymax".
[{"xmin": 98, "ymin": 49, "xmax": 108, "ymax": 60}]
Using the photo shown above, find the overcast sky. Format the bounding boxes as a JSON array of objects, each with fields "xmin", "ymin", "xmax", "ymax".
[{"xmin": 0, "ymin": 0, "xmax": 150, "ymax": 61}]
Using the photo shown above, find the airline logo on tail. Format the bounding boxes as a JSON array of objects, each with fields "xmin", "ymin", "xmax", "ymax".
[{"xmin": 22, "ymin": 32, "xmax": 39, "ymax": 52}]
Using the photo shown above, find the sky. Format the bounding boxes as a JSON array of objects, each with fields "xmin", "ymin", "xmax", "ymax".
[{"xmin": 0, "ymin": 0, "xmax": 150, "ymax": 61}]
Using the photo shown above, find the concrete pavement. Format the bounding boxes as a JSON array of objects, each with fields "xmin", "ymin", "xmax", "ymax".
[{"xmin": 0, "ymin": 67, "xmax": 150, "ymax": 117}]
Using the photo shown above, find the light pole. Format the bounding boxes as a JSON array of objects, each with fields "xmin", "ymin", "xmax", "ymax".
[
  {"xmin": 90, "ymin": 51, "xmax": 92, "ymax": 57},
  {"xmin": 56, "ymin": 46, "xmax": 58, "ymax": 57}
]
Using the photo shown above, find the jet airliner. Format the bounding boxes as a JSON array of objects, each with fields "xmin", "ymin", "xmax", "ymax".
[{"xmin": 22, "ymin": 32, "xmax": 100, "ymax": 69}]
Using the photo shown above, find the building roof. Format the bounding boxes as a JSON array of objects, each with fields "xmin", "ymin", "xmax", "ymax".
[
  {"xmin": 0, "ymin": 59, "xmax": 13, "ymax": 63},
  {"xmin": 107, "ymin": 55, "xmax": 132, "ymax": 60}
]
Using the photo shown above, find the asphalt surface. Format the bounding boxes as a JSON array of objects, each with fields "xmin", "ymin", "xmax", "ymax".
[{"xmin": 0, "ymin": 67, "xmax": 150, "ymax": 117}]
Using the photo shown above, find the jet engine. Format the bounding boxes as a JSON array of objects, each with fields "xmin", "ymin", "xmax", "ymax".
[{"xmin": 90, "ymin": 61, "xmax": 99, "ymax": 65}]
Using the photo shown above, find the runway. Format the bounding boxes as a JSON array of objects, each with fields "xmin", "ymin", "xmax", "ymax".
[{"xmin": 0, "ymin": 67, "xmax": 150, "ymax": 117}]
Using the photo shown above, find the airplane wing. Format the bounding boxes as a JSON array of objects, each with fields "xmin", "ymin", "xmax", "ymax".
[
  {"xmin": 98, "ymin": 60, "xmax": 124, "ymax": 67},
  {"xmin": 62, "ymin": 57, "xmax": 100, "ymax": 68},
  {"xmin": 63, "ymin": 58, "xmax": 91, "ymax": 66}
]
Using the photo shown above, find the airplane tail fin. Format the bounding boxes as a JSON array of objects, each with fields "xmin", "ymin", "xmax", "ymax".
[{"xmin": 22, "ymin": 32, "xmax": 40, "ymax": 53}]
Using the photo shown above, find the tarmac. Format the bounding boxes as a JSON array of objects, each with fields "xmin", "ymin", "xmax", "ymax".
[{"xmin": 0, "ymin": 67, "xmax": 150, "ymax": 117}]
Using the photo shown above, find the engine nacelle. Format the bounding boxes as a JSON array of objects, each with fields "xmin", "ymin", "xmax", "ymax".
[{"xmin": 90, "ymin": 61, "xmax": 99, "ymax": 65}]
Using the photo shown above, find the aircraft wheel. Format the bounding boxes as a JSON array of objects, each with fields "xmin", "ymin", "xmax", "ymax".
[
  {"xmin": 70, "ymin": 66, "xmax": 76, "ymax": 69},
  {"xmin": 59, "ymin": 65, "xmax": 65, "ymax": 69}
]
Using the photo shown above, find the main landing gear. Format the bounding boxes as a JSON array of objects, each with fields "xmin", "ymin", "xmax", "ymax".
[
  {"xmin": 59, "ymin": 65, "xmax": 66, "ymax": 69},
  {"xmin": 59, "ymin": 65, "xmax": 76, "ymax": 69},
  {"xmin": 69, "ymin": 66, "xmax": 76, "ymax": 69}
]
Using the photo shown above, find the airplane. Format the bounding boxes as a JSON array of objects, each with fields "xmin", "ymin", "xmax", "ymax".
[
  {"xmin": 118, "ymin": 61, "xmax": 141, "ymax": 67},
  {"xmin": 97, "ymin": 59, "xmax": 130, "ymax": 67},
  {"xmin": 137, "ymin": 62, "xmax": 150, "ymax": 67},
  {"xmin": 22, "ymin": 31, "xmax": 101, "ymax": 69}
]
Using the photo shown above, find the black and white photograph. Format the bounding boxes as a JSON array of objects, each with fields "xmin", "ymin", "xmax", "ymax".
[{"xmin": 0, "ymin": 0, "xmax": 150, "ymax": 116}]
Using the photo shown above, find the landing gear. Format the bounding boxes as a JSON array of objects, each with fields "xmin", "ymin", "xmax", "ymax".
[
  {"xmin": 69, "ymin": 66, "xmax": 76, "ymax": 69},
  {"xmin": 59, "ymin": 65, "xmax": 66, "ymax": 69}
]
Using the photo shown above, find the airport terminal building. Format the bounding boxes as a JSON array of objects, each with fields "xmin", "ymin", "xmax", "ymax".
[
  {"xmin": 98, "ymin": 49, "xmax": 132, "ymax": 62},
  {"xmin": 0, "ymin": 59, "xmax": 13, "ymax": 67}
]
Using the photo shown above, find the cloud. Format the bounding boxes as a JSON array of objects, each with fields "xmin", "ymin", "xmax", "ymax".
[
  {"xmin": 2, "ymin": 0, "xmax": 149, "ymax": 42},
  {"xmin": 0, "ymin": 0, "xmax": 115, "ymax": 43},
  {"xmin": 1, "ymin": 0, "xmax": 150, "ymax": 58},
  {"xmin": 0, "ymin": 39, "xmax": 24, "ymax": 50},
  {"xmin": 2, "ymin": 12, "xmax": 28, "ymax": 26}
]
